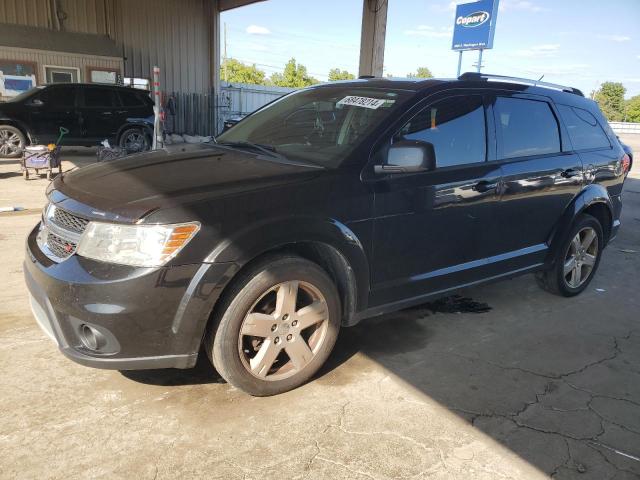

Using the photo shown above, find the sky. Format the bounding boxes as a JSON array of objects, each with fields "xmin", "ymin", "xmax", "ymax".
[{"xmin": 221, "ymin": 0, "xmax": 640, "ymax": 98}]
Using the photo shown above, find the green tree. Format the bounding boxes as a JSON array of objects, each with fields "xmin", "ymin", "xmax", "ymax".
[
  {"xmin": 270, "ymin": 58, "xmax": 319, "ymax": 88},
  {"xmin": 625, "ymin": 95, "xmax": 640, "ymax": 123},
  {"xmin": 220, "ymin": 58, "xmax": 267, "ymax": 85},
  {"xmin": 593, "ymin": 82, "xmax": 626, "ymax": 121},
  {"xmin": 328, "ymin": 68, "xmax": 355, "ymax": 81},
  {"xmin": 407, "ymin": 67, "xmax": 434, "ymax": 79}
]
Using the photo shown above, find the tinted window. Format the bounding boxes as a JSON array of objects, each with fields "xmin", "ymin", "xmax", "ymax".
[
  {"xmin": 557, "ymin": 105, "xmax": 610, "ymax": 150},
  {"xmin": 118, "ymin": 89, "xmax": 144, "ymax": 107},
  {"xmin": 37, "ymin": 87, "xmax": 76, "ymax": 108},
  {"xmin": 398, "ymin": 95, "xmax": 486, "ymax": 167},
  {"xmin": 84, "ymin": 88, "xmax": 118, "ymax": 108},
  {"xmin": 495, "ymin": 97, "xmax": 560, "ymax": 159}
]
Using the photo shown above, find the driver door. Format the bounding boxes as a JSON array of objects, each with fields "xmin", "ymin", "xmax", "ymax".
[
  {"xmin": 27, "ymin": 85, "xmax": 82, "ymax": 144},
  {"xmin": 369, "ymin": 94, "xmax": 503, "ymax": 307}
]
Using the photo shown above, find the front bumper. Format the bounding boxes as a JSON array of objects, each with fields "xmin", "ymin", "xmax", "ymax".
[{"xmin": 25, "ymin": 224, "xmax": 237, "ymax": 370}]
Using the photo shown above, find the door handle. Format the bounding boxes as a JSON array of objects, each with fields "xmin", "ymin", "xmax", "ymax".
[
  {"xmin": 101, "ymin": 111, "xmax": 113, "ymax": 116},
  {"xmin": 561, "ymin": 168, "xmax": 581, "ymax": 178},
  {"xmin": 473, "ymin": 180, "xmax": 498, "ymax": 193}
]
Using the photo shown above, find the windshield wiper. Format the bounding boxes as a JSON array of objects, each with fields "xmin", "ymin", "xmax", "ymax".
[{"xmin": 218, "ymin": 141, "xmax": 280, "ymax": 157}]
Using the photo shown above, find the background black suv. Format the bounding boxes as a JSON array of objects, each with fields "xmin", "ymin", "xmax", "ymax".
[
  {"xmin": 25, "ymin": 73, "xmax": 630, "ymax": 396},
  {"xmin": 0, "ymin": 83, "xmax": 154, "ymax": 157}
]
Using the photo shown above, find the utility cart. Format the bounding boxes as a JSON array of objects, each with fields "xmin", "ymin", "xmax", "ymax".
[{"xmin": 21, "ymin": 127, "xmax": 68, "ymax": 180}]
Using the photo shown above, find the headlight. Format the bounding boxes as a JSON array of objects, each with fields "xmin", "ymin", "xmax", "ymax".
[{"xmin": 76, "ymin": 222, "xmax": 200, "ymax": 267}]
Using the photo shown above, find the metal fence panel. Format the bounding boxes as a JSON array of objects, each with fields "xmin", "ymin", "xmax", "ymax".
[
  {"xmin": 217, "ymin": 82, "xmax": 295, "ymax": 134},
  {"xmin": 609, "ymin": 122, "xmax": 640, "ymax": 135},
  {"xmin": 163, "ymin": 82, "xmax": 295, "ymax": 137}
]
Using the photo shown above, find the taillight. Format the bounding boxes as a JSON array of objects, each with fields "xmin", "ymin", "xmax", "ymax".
[{"xmin": 621, "ymin": 154, "xmax": 631, "ymax": 175}]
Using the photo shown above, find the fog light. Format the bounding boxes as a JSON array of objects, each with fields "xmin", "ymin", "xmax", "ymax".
[{"xmin": 79, "ymin": 324, "xmax": 104, "ymax": 351}]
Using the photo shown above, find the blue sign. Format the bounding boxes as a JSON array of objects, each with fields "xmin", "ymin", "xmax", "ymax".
[{"xmin": 451, "ymin": 0, "xmax": 499, "ymax": 51}]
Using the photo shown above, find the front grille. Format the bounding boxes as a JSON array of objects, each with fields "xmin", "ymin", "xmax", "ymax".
[
  {"xmin": 36, "ymin": 204, "xmax": 87, "ymax": 262},
  {"xmin": 46, "ymin": 231, "xmax": 76, "ymax": 259},
  {"xmin": 52, "ymin": 207, "xmax": 89, "ymax": 234}
]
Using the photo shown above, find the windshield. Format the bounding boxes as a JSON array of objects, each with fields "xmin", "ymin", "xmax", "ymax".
[
  {"xmin": 5, "ymin": 86, "xmax": 45, "ymax": 103},
  {"xmin": 216, "ymin": 86, "xmax": 412, "ymax": 167}
]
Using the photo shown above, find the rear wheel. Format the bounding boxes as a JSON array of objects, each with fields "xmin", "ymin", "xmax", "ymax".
[
  {"xmin": 206, "ymin": 255, "xmax": 341, "ymax": 396},
  {"xmin": 0, "ymin": 125, "xmax": 25, "ymax": 158},
  {"xmin": 536, "ymin": 214, "xmax": 603, "ymax": 296},
  {"xmin": 119, "ymin": 127, "xmax": 150, "ymax": 154}
]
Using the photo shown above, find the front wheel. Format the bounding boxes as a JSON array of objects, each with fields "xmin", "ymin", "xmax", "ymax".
[
  {"xmin": 0, "ymin": 125, "xmax": 25, "ymax": 158},
  {"xmin": 206, "ymin": 255, "xmax": 341, "ymax": 396},
  {"xmin": 536, "ymin": 214, "xmax": 603, "ymax": 296}
]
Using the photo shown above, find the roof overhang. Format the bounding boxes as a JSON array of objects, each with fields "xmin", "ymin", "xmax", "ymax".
[
  {"xmin": 0, "ymin": 23, "xmax": 120, "ymax": 58},
  {"xmin": 218, "ymin": 0, "xmax": 267, "ymax": 12}
]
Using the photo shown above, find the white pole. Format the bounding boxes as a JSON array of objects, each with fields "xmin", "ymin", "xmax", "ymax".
[
  {"xmin": 477, "ymin": 49, "xmax": 483, "ymax": 73},
  {"xmin": 152, "ymin": 66, "xmax": 163, "ymax": 150},
  {"xmin": 456, "ymin": 51, "xmax": 463, "ymax": 78}
]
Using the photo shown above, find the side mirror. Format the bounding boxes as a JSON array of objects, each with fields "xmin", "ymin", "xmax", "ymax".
[
  {"xmin": 222, "ymin": 117, "xmax": 241, "ymax": 132},
  {"xmin": 374, "ymin": 140, "xmax": 435, "ymax": 174}
]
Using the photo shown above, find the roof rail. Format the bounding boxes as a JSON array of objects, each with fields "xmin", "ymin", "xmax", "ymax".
[
  {"xmin": 458, "ymin": 72, "xmax": 584, "ymax": 97},
  {"xmin": 358, "ymin": 75, "xmax": 376, "ymax": 79}
]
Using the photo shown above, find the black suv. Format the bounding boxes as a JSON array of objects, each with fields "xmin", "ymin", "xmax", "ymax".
[
  {"xmin": 24, "ymin": 73, "xmax": 629, "ymax": 396},
  {"xmin": 0, "ymin": 83, "xmax": 154, "ymax": 157}
]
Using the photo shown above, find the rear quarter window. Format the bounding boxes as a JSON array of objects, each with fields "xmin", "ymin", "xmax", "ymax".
[
  {"xmin": 557, "ymin": 105, "xmax": 611, "ymax": 151},
  {"xmin": 118, "ymin": 89, "xmax": 150, "ymax": 107}
]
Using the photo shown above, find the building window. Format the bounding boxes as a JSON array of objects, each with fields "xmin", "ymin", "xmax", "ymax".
[
  {"xmin": 0, "ymin": 60, "xmax": 37, "ymax": 97},
  {"xmin": 123, "ymin": 77, "xmax": 150, "ymax": 90},
  {"xmin": 87, "ymin": 67, "xmax": 120, "ymax": 85},
  {"xmin": 44, "ymin": 66, "xmax": 80, "ymax": 84}
]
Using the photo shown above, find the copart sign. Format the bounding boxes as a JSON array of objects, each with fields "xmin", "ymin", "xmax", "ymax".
[{"xmin": 451, "ymin": 0, "xmax": 499, "ymax": 51}]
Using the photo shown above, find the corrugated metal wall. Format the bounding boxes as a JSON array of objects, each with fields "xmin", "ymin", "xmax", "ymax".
[
  {"xmin": 0, "ymin": 0, "xmax": 54, "ymax": 29},
  {"xmin": 0, "ymin": 0, "xmax": 217, "ymax": 93},
  {"xmin": 112, "ymin": 0, "xmax": 215, "ymax": 94},
  {"xmin": 0, "ymin": 46, "xmax": 123, "ymax": 84}
]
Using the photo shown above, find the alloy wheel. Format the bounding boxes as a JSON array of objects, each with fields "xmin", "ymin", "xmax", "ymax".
[
  {"xmin": 238, "ymin": 281, "xmax": 330, "ymax": 381},
  {"xmin": 0, "ymin": 128, "xmax": 22, "ymax": 156},
  {"xmin": 563, "ymin": 226, "xmax": 598, "ymax": 288},
  {"xmin": 123, "ymin": 131, "xmax": 147, "ymax": 153}
]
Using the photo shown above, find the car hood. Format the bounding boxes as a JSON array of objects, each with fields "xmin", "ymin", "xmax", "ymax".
[{"xmin": 50, "ymin": 143, "xmax": 324, "ymax": 221}]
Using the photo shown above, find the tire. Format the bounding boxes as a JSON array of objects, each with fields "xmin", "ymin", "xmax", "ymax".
[
  {"xmin": 119, "ymin": 127, "xmax": 150, "ymax": 154},
  {"xmin": 0, "ymin": 125, "xmax": 26, "ymax": 158},
  {"xmin": 536, "ymin": 214, "xmax": 603, "ymax": 297},
  {"xmin": 205, "ymin": 255, "xmax": 341, "ymax": 396}
]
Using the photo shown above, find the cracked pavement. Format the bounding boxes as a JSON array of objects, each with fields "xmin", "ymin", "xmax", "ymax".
[{"xmin": 1, "ymin": 139, "xmax": 639, "ymax": 479}]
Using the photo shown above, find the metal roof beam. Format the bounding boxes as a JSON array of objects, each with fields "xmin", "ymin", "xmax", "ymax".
[{"xmin": 218, "ymin": 0, "xmax": 267, "ymax": 12}]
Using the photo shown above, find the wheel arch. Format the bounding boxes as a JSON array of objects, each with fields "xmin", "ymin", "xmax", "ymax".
[
  {"xmin": 546, "ymin": 184, "xmax": 614, "ymax": 266},
  {"xmin": 206, "ymin": 217, "xmax": 370, "ymax": 327},
  {"xmin": 0, "ymin": 120, "xmax": 32, "ymax": 144},
  {"xmin": 116, "ymin": 122, "xmax": 153, "ymax": 144}
]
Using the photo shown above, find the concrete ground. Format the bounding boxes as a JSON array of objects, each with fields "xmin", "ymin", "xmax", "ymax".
[{"xmin": 1, "ymin": 138, "xmax": 639, "ymax": 480}]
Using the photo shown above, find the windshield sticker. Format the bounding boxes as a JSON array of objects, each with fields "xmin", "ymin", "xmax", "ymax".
[{"xmin": 337, "ymin": 96, "xmax": 392, "ymax": 109}]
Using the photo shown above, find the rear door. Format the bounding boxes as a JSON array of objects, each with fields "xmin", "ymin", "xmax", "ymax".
[
  {"xmin": 78, "ymin": 86, "xmax": 121, "ymax": 144},
  {"xmin": 370, "ymin": 93, "xmax": 503, "ymax": 306},
  {"xmin": 489, "ymin": 94, "xmax": 584, "ymax": 267},
  {"xmin": 27, "ymin": 85, "xmax": 82, "ymax": 144}
]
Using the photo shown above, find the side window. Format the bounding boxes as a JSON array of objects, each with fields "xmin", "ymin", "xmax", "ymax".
[
  {"xmin": 118, "ymin": 89, "xmax": 144, "ymax": 107},
  {"xmin": 83, "ymin": 88, "xmax": 118, "ymax": 108},
  {"xmin": 494, "ymin": 97, "xmax": 560, "ymax": 159},
  {"xmin": 557, "ymin": 105, "xmax": 610, "ymax": 150},
  {"xmin": 37, "ymin": 87, "xmax": 76, "ymax": 108},
  {"xmin": 398, "ymin": 95, "xmax": 486, "ymax": 167}
]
